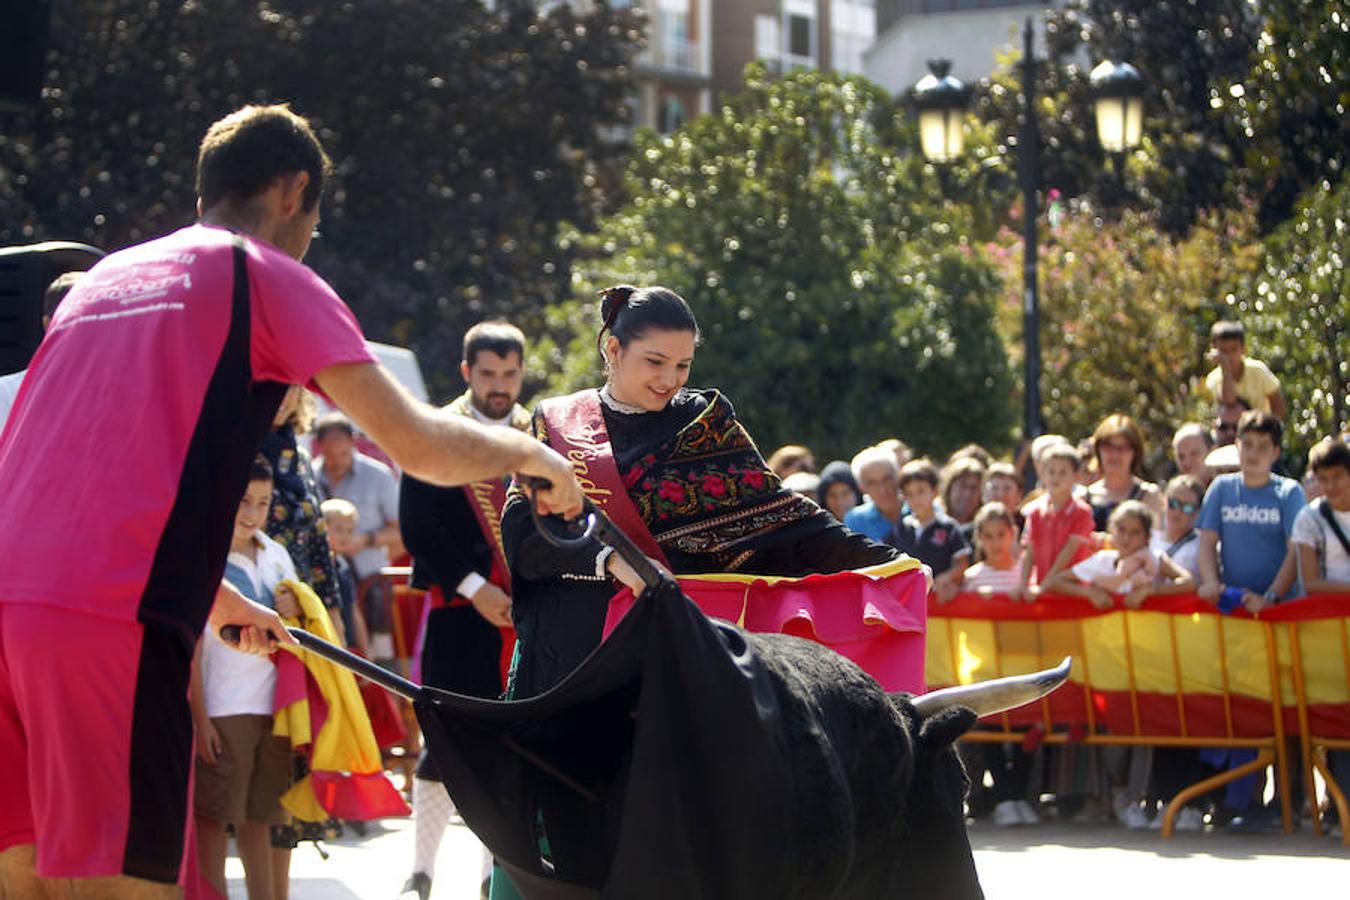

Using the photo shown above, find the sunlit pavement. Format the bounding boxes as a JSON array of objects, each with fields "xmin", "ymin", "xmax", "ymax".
[
  {"xmin": 969, "ymin": 820, "xmax": 1348, "ymax": 899},
  {"xmin": 228, "ymin": 815, "xmax": 1350, "ymax": 899},
  {"xmin": 226, "ymin": 816, "xmax": 485, "ymax": 900}
]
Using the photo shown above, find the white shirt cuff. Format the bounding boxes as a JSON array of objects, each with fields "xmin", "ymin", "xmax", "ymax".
[
  {"xmin": 457, "ymin": 572, "xmax": 488, "ymax": 599},
  {"xmin": 595, "ymin": 546, "xmax": 615, "ymax": 579}
]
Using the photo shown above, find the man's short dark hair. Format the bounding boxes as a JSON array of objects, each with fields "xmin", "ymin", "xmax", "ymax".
[
  {"xmin": 314, "ymin": 411, "xmax": 356, "ymax": 442},
  {"xmin": 898, "ymin": 458, "xmax": 940, "ymax": 490},
  {"xmin": 42, "ymin": 271, "xmax": 84, "ymax": 319},
  {"xmin": 196, "ymin": 104, "xmax": 332, "ymax": 213},
  {"xmin": 1210, "ymin": 320, "xmax": 1245, "ymax": 344},
  {"xmin": 1236, "ymin": 409, "xmax": 1283, "ymax": 448},
  {"xmin": 249, "ymin": 454, "xmax": 274, "ymax": 484},
  {"xmin": 463, "ymin": 321, "xmax": 526, "ymax": 367},
  {"xmin": 1308, "ymin": 436, "xmax": 1350, "ymax": 477}
]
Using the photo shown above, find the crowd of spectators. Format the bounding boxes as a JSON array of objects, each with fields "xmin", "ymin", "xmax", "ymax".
[
  {"xmin": 768, "ymin": 319, "xmax": 1350, "ymax": 834},
  {"xmin": 172, "ymin": 313, "xmax": 1350, "ymax": 871}
]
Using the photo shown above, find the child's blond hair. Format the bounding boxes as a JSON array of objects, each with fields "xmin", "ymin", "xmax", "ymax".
[
  {"xmin": 320, "ymin": 497, "xmax": 358, "ymax": 522},
  {"xmin": 1041, "ymin": 443, "xmax": 1083, "ymax": 472}
]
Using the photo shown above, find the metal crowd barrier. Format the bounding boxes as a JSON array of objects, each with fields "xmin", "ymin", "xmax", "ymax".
[{"xmin": 927, "ymin": 591, "xmax": 1350, "ymax": 842}]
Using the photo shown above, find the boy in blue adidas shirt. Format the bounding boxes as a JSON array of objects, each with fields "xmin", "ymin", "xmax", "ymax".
[
  {"xmin": 1195, "ymin": 410, "xmax": 1304, "ymax": 825},
  {"xmin": 1197, "ymin": 410, "xmax": 1304, "ymax": 613}
]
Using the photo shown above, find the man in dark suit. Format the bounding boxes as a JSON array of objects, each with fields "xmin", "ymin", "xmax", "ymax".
[{"xmin": 398, "ymin": 321, "xmax": 531, "ymax": 900}]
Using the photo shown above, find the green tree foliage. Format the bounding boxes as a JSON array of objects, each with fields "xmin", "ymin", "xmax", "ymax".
[
  {"xmin": 0, "ymin": 0, "xmax": 642, "ymax": 399},
  {"xmin": 983, "ymin": 203, "xmax": 1263, "ymax": 470},
  {"xmin": 1230, "ymin": 0, "xmax": 1349, "ymax": 229},
  {"xmin": 969, "ymin": 0, "xmax": 1348, "ymax": 235},
  {"xmin": 548, "ymin": 66, "xmax": 1016, "ymax": 462},
  {"xmin": 1239, "ymin": 176, "xmax": 1349, "ymax": 459},
  {"xmin": 968, "ymin": 0, "xmax": 1260, "ymax": 236}
]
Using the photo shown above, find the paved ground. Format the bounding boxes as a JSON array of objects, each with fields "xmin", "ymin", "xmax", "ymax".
[
  {"xmin": 970, "ymin": 820, "xmax": 1348, "ymax": 899},
  {"xmin": 229, "ymin": 815, "xmax": 1349, "ymax": 899}
]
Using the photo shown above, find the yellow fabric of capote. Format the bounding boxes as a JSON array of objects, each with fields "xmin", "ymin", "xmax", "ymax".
[
  {"xmin": 272, "ymin": 578, "xmax": 388, "ymax": 821},
  {"xmin": 925, "ymin": 609, "xmax": 1350, "ymax": 707}
]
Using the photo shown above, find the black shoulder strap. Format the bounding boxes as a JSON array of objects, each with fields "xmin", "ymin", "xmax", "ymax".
[
  {"xmin": 1166, "ymin": 529, "xmax": 1198, "ymax": 558},
  {"xmin": 1318, "ymin": 498, "xmax": 1350, "ymax": 557}
]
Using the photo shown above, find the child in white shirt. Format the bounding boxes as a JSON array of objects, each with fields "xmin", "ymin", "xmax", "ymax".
[
  {"xmin": 191, "ymin": 457, "xmax": 302, "ymax": 899},
  {"xmin": 1045, "ymin": 500, "xmax": 1193, "ymax": 609}
]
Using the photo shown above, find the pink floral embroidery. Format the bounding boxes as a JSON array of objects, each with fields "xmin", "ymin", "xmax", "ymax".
[
  {"xmin": 702, "ymin": 474, "xmax": 728, "ymax": 498},
  {"xmin": 658, "ymin": 480, "xmax": 687, "ymax": 504}
]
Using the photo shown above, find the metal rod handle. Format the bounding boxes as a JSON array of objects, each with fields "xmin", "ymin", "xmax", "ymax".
[{"xmin": 218, "ymin": 625, "xmax": 423, "ymax": 702}]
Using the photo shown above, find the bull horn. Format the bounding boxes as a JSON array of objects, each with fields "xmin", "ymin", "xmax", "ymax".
[{"xmin": 912, "ymin": 656, "xmax": 1072, "ymax": 719}]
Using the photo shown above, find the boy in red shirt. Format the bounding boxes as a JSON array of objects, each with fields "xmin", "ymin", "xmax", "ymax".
[{"xmin": 1020, "ymin": 443, "xmax": 1095, "ymax": 590}]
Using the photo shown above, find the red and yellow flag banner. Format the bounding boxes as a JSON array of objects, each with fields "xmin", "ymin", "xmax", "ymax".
[
  {"xmin": 927, "ymin": 592, "xmax": 1350, "ymax": 740},
  {"xmin": 273, "ymin": 579, "xmax": 411, "ymax": 821}
]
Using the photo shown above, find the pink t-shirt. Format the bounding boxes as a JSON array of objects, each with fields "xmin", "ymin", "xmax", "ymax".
[{"xmin": 0, "ymin": 224, "xmax": 376, "ymax": 642}]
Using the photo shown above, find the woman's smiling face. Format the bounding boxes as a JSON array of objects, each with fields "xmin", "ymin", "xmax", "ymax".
[{"xmin": 605, "ymin": 329, "xmax": 696, "ymax": 412}]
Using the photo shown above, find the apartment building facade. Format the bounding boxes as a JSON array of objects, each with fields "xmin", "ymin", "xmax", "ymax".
[
  {"xmin": 864, "ymin": 0, "xmax": 1060, "ymax": 94},
  {"xmin": 540, "ymin": 0, "xmax": 876, "ymax": 132},
  {"xmin": 711, "ymin": 0, "xmax": 877, "ymax": 102},
  {"xmin": 626, "ymin": 0, "xmax": 715, "ymax": 132}
]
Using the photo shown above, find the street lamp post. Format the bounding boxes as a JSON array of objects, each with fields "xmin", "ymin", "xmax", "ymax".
[
  {"xmin": 1017, "ymin": 19, "xmax": 1043, "ymax": 444},
  {"xmin": 1089, "ymin": 60, "xmax": 1145, "ymax": 154},
  {"xmin": 1089, "ymin": 59, "xmax": 1146, "ymax": 209},
  {"xmin": 914, "ymin": 59, "xmax": 968, "ymax": 164},
  {"xmin": 911, "ymin": 19, "xmax": 1144, "ymax": 447}
]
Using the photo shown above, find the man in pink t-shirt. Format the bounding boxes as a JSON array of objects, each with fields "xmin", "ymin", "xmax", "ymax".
[{"xmin": 0, "ymin": 105, "xmax": 583, "ymax": 900}]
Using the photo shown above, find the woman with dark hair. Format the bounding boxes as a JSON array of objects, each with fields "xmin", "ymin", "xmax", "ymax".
[
  {"xmin": 263, "ymin": 386, "xmax": 346, "ymax": 639},
  {"xmin": 258, "ymin": 386, "xmax": 350, "ymax": 853},
  {"xmin": 491, "ymin": 285, "xmax": 907, "ymax": 899},
  {"xmin": 816, "ymin": 460, "xmax": 862, "ymax": 521},
  {"xmin": 1085, "ymin": 413, "xmax": 1163, "ymax": 532},
  {"xmin": 499, "ymin": 285, "xmax": 900, "ymax": 700},
  {"xmin": 940, "ymin": 456, "xmax": 987, "ymax": 527}
]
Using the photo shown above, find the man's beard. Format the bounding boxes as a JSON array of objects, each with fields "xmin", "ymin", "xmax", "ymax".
[{"xmin": 474, "ymin": 392, "xmax": 514, "ymax": 417}]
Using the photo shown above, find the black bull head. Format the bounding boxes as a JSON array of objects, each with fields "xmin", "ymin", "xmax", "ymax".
[{"xmin": 413, "ymin": 578, "xmax": 1068, "ymax": 900}]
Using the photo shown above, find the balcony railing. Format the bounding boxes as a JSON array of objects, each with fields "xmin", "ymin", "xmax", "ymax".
[
  {"xmin": 779, "ymin": 51, "xmax": 817, "ymax": 71},
  {"xmin": 645, "ymin": 34, "xmax": 703, "ymax": 75}
]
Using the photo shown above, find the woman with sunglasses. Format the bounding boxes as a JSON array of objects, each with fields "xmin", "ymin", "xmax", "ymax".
[{"xmin": 1085, "ymin": 414, "xmax": 1164, "ymax": 532}]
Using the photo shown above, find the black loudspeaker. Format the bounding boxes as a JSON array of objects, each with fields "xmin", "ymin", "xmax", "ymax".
[
  {"xmin": 0, "ymin": 242, "xmax": 105, "ymax": 375},
  {"xmin": 0, "ymin": 0, "xmax": 52, "ymax": 110}
]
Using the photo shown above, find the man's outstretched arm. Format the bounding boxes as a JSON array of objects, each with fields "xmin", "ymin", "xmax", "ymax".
[{"xmin": 314, "ymin": 361, "xmax": 583, "ymax": 517}]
